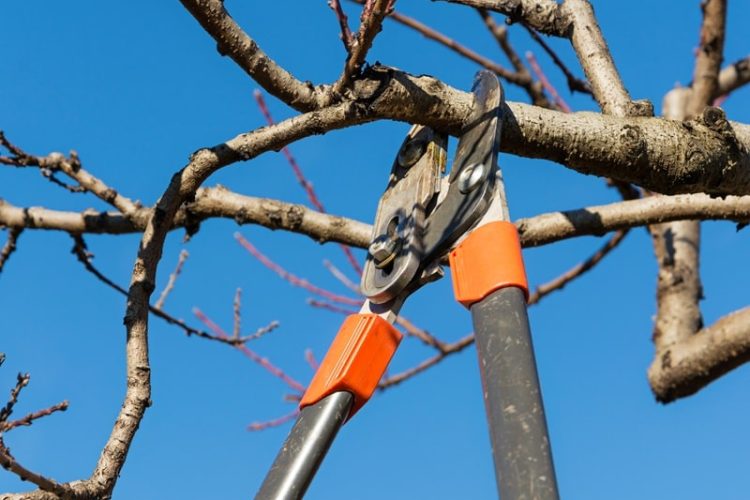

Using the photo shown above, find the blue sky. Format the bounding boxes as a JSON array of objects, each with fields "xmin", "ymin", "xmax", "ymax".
[{"xmin": 1, "ymin": 1, "xmax": 749, "ymax": 499}]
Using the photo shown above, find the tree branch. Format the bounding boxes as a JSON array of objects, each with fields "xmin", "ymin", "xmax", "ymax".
[
  {"xmin": 0, "ymin": 227, "xmax": 22, "ymax": 274},
  {"xmin": 717, "ymin": 54, "xmax": 750, "ymax": 97},
  {"xmin": 333, "ymin": 0, "xmax": 393, "ymax": 93},
  {"xmin": 439, "ymin": 0, "xmax": 571, "ymax": 37},
  {"xmin": 522, "ymin": 23, "xmax": 591, "ymax": 94},
  {"xmin": 0, "ymin": 132, "xmax": 137, "ymax": 215},
  {"xmin": 563, "ymin": 0, "xmax": 638, "ymax": 116},
  {"xmin": 527, "ymin": 228, "xmax": 628, "ymax": 304},
  {"xmin": 648, "ymin": 307, "xmax": 750, "ymax": 402},
  {"xmin": 688, "ymin": 0, "xmax": 727, "ymax": 117},
  {"xmin": 5, "ymin": 189, "xmax": 750, "ymax": 251}
]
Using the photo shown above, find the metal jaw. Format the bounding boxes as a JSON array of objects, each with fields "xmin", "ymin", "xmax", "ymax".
[
  {"xmin": 360, "ymin": 125, "xmax": 447, "ymax": 303},
  {"xmin": 361, "ymin": 71, "xmax": 505, "ymax": 304}
]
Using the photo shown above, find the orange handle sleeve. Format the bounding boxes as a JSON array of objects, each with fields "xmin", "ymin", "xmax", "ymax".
[
  {"xmin": 299, "ymin": 313, "xmax": 402, "ymax": 418},
  {"xmin": 449, "ymin": 221, "xmax": 529, "ymax": 308}
]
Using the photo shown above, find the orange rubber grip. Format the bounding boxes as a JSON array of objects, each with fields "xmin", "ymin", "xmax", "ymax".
[
  {"xmin": 449, "ymin": 221, "xmax": 529, "ymax": 308},
  {"xmin": 299, "ymin": 313, "xmax": 402, "ymax": 418}
]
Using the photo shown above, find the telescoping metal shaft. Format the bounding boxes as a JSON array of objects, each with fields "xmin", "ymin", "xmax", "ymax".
[{"xmin": 255, "ymin": 391, "xmax": 353, "ymax": 500}]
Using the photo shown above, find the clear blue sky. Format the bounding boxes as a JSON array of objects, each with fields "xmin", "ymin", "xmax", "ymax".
[{"xmin": 2, "ymin": 2, "xmax": 749, "ymax": 499}]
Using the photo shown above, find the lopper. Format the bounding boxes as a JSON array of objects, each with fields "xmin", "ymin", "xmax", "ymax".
[{"xmin": 256, "ymin": 71, "xmax": 559, "ymax": 500}]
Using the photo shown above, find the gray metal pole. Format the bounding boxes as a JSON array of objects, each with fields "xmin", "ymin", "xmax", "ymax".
[
  {"xmin": 471, "ymin": 287, "xmax": 559, "ymax": 500},
  {"xmin": 255, "ymin": 391, "xmax": 353, "ymax": 500}
]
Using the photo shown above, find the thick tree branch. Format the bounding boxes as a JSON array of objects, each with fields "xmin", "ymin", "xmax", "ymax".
[
  {"xmin": 5, "ymin": 190, "xmax": 750, "ymax": 250},
  {"xmin": 440, "ymin": 0, "xmax": 571, "ymax": 36},
  {"xmin": 8, "ymin": 69, "xmax": 750, "ymax": 197},
  {"xmin": 649, "ymin": 89, "xmax": 705, "ymax": 354},
  {"xmin": 648, "ymin": 307, "xmax": 750, "ymax": 402},
  {"xmin": 563, "ymin": 0, "xmax": 638, "ymax": 116},
  {"xmin": 647, "ymin": 0, "xmax": 729, "ymax": 404},
  {"xmin": 717, "ymin": 55, "xmax": 750, "ymax": 97},
  {"xmin": 688, "ymin": 0, "xmax": 726, "ymax": 117}
]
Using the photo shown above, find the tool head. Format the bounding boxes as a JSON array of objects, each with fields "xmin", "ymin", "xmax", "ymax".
[{"xmin": 361, "ymin": 71, "xmax": 506, "ymax": 304}]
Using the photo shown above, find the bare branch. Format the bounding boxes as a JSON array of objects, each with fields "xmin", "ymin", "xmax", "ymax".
[
  {"xmin": 248, "ymin": 409, "xmax": 300, "ymax": 432},
  {"xmin": 0, "ymin": 132, "xmax": 138, "ymax": 215},
  {"xmin": 563, "ymin": 0, "xmax": 637, "ymax": 116},
  {"xmin": 334, "ymin": 0, "xmax": 393, "ymax": 93},
  {"xmin": 717, "ymin": 54, "xmax": 750, "ymax": 97},
  {"xmin": 516, "ymin": 193, "xmax": 750, "ymax": 247},
  {"xmin": 2, "ymin": 401, "xmax": 69, "ymax": 433},
  {"xmin": 323, "ymin": 259, "xmax": 361, "ymax": 295},
  {"xmin": 154, "ymin": 249, "xmax": 189, "ymax": 310},
  {"xmin": 528, "ymin": 229, "xmax": 628, "ymax": 304},
  {"xmin": 70, "ymin": 235, "xmax": 258, "ymax": 347},
  {"xmin": 522, "ymin": 23, "xmax": 592, "ymax": 94},
  {"xmin": 379, "ymin": 334, "xmax": 474, "ymax": 389},
  {"xmin": 253, "ymin": 90, "xmax": 363, "ymax": 274},
  {"xmin": 439, "ymin": 0, "xmax": 571, "ymax": 36},
  {"xmin": 233, "ymin": 288, "xmax": 242, "ymax": 339},
  {"xmin": 688, "ymin": 0, "xmax": 727, "ymax": 117},
  {"xmin": 0, "ymin": 374, "xmax": 30, "ymax": 424},
  {"xmin": 378, "ymin": 6, "xmax": 534, "ymax": 90},
  {"xmin": 5, "ymin": 66, "xmax": 750, "ymax": 199},
  {"xmin": 649, "ymin": 307, "xmax": 750, "ymax": 402},
  {"xmin": 193, "ymin": 308, "xmax": 301, "ymax": 392},
  {"xmin": 6, "ymin": 189, "xmax": 750, "ymax": 253},
  {"xmin": 525, "ymin": 51, "xmax": 571, "ymax": 112},
  {"xmin": 328, "ymin": 0, "xmax": 355, "ymax": 50},
  {"xmin": 0, "ymin": 437, "xmax": 72, "ymax": 498},
  {"xmin": 394, "ymin": 315, "xmax": 448, "ymax": 352},
  {"xmin": 0, "ymin": 227, "xmax": 22, "ymax": 274},
  {"xmin": 235, "ymin": 233, "xmax": 363, "ymax": 306}
]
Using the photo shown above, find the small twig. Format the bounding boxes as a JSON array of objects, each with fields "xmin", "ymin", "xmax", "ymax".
[
  {"xmin": 0, "ymin": 227, "xmax": 22, "ymax": 274},
  {"xmin": 154, "ymin": 249, "xmax": 189, "ymax": 310},
  {"xmin": 240, "ymin": 321, "xmax": 280, "ymax": 343},
  {"xmin": 233, "ymin": 287, "xmax": 242, "ymax": 339},
  {"xmin": 307, "ymin": 298, "xmax": 360, "ymax": 316},
  {"xmin": 333, "ymin": 0, "xmax": 392, "ymax": 93},
  {"xmin": 0, "ymin": 373, "xmax": 30, "ymax": 423},
  {"xmin": 70, "ymin": 234, "xmax": 257, "ymax": 347},
  {"xmin": 322, "ymin": 259, "xmax": 361, "ymax": 295},
  {"xmin": 328, "ymin": 0, "xmax": 355, "ymax": 50},
  {"xmin": 248, "ymin": 409, "xmax": 300, "ymax": 432},
  {"xmin": 193, "ymin": 308, "xmax": 303, "ymax": 393},
  {"xmin": 235, "ymin": 233, "xmax": 363, "ymax": 306},
  {"xmin": 528, "ymin": 229, "xmax": 629, "ymax": 304},
  {"xmin": 253, "ymin": 90, "xmax": 363, "ymax": 275},
  {"xmin": 523, "ymin": 24, "xmax": 592, "ymax": 95},
  {"xmin": 0, "ymin": 131, "xmax": 138, "ymax": 215},
  {"xmin": 384, "ymin": 7, "xmax": 522, "ymax": 85},
  {"xmin": 526, "ymin": 51, "xmax": 571, "ymax": 112},
  {"xmin": 394, "ymin": 315, "xmax": 447, "ymax": 351},
  {"xmin": 2, "ymin": 401, "xmax": 69, "ymax": 432},
  {"xmin": 379, "ymin": 334, "xmax": 474, "ymax": 389},
  {"xmin": 304, "ymin": 349, "xmax": 320, "ymax": 371}
]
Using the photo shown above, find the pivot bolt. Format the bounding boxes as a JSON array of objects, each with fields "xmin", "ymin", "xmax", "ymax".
[
  {"xmin": 397, "ymin": 137, "xmax": 427, "ymax": 168},
  {"xmin": 369, "ymin": 234, "xmax": 400, "ymax": 269},
  {"xmin": 458, "ymin": 162, "xmax": 485, "ymax": 193}
]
